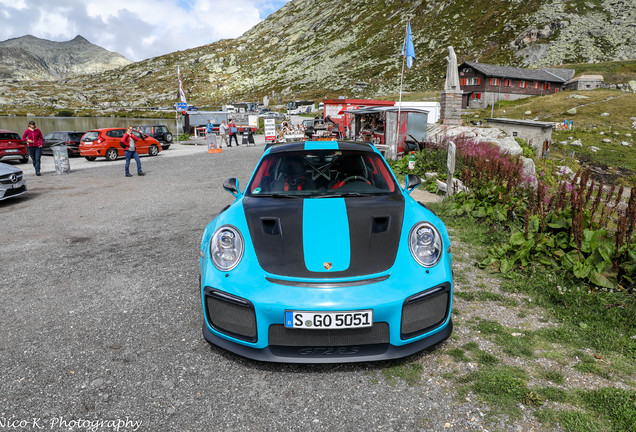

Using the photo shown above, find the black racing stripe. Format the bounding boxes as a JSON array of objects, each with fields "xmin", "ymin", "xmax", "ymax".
[{"xmin": 244, "ymin": 194, "xmax": 404, "ymax": 278}]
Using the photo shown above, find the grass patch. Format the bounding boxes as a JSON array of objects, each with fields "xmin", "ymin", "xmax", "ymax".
[
  {"xmin": 502, "ymin": 269, "xmax": 636, "ymax": 373},
  {"xmin": 571, "ymin": 351, "xmax": 612, "ymax": 380},
  {"xmin": 447, "ymin": 348, "xmax": 471, "ymax": 362},
  {"xmin": 462, "ymin": 365, "xmax": 534, "ymax": 417},
  {"xmin": 381, "ymin": 362, "xmax": 424, "ymax": 386},
  {"xmin": 538, "ymin": 368, "xmax": 565, "ymax": 384},
  {"xmin": 476, "ymin": 351, "xmax": 500, "ymax": 366},
  {"xmin": 536, "ymin": 388, "xmax": 636, "ymax": 432},
  {"xmin": 474, "ymin": 318, "xmax": 536, "ymax": 358},
  {"xmin": 535, "ymin": 386, "xmax": 568, "ymax": 403}
]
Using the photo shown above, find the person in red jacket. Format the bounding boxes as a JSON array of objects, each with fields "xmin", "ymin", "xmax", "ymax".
[
  {"xmin": 228, "ymin": 119, "xmax": 239, "ymax": 147},
  {"xmin": 121, "ymin": 126, "xmax": 145, "ymax": 177},
  {"xmin": 22, "ymin": 120, "xmax": 44, "ymax": 175}
]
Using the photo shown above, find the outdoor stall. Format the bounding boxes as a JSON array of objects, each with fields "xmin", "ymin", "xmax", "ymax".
[{"xmin": 343, "ymin": 106, "xmax": 429, "ymax": 160}]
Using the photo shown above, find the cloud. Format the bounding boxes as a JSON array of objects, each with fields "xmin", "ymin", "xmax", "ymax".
[{"xmin": 0, "ymin": 0, "xmax": 291, "ymax": 61}]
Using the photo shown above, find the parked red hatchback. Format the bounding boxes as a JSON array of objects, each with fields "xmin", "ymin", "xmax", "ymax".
[
  {"xmin": 0, "ymin": 129, "xmax": 29, "ymax": 163},
  {"xmin": 79, "ymin": 128, "xmax": 162, "ymax": 161}
]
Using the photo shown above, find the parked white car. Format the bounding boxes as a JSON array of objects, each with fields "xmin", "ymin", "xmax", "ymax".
[{"xmin": 0, "ymin": 162, "xmax": 27, "ymax": 201}]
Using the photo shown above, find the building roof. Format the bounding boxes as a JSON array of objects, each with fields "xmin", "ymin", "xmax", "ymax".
[
  {"xmin": 485, "ymin": 118, "xmax": 554, "ymax": 128},
  {"xmin": 461, "ymin": 62, "xmax": 575, "ymax": 83},
  {"xmin": 568, "ymin": 74, "xmax": 604, "ymax": 81}
]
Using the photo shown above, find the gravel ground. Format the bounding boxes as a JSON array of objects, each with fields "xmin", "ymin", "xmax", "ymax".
[{"xmin": 1, "ymin": 138, "xmax": 623, "ymax": 432}]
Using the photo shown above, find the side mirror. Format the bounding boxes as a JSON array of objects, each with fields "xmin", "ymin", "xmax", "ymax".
[
  {"xmin": 223, "ymin": 178, "xmax": 242, "ymax": 197},
  {"xmin": 405, "ymin": 174, "xmax": 422, "ymax": 194}
]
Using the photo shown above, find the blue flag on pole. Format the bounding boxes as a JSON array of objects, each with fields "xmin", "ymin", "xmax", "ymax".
[{"xmin": 402, "ymin": 22, "xmax": 415, "ymax": 68}]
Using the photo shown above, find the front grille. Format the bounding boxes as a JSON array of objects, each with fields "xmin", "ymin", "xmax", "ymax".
[
  {"xmin": 204, "ymin": 289, "xmax": 257, "ymax": 342},
  {"xmin": 1, "ymin": 185, "xmax": 26, "ymax": 198},
  {"xmin": 401, "ymin": 283, "xmax": 451, "ymax": 339},
  {"xmin": 269, "ymin": 322, "xmax": 389, "ymax": 347},
  {"xmin": 0, "ymin": 173, "xmax": 23, "ymax": 184}
]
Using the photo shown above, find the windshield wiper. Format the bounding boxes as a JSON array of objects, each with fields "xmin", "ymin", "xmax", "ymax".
[
  {"xmin": 252, "ymin": 193, "xmax": 303, "ymax": 199},
  {"xmin": 314, "ymin": 192, "xmax": 376, "ymax": 198}
]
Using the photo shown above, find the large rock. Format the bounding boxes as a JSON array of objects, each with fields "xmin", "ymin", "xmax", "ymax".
[
  {"xmin": 520, "ymin": 156, "xmax": 537, "ymax": 187},
  {"xmin": 497, "ymin": 137, "xmax": 523, "ymax": 156}
]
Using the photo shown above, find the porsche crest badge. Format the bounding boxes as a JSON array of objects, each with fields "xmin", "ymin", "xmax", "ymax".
[{"xmin": 323, "ymin": 262, "xmax": 332, "ymax": 270}]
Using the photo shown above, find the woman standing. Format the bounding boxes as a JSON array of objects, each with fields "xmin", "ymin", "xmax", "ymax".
[
  {"xmin": 22, "ymin": 120, "xmax": 43, "ymax": 176},
  {"xmin": 121, "ymin": 126, "xmax": 145, "ymax": 177},
  {"xmin": 228, "ymin": 119, "xmax": 239, "ymax": 147}
]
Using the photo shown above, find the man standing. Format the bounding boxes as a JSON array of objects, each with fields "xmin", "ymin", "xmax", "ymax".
[
  {"xmin": 121, "ymin": 126, "xmax": 145, "ymax": 177},
  {"xmin": 22, "ymin": 120, "xmax": 43, "ymax": 176},
  {"xmin": 218, "ymin": 120, "xmax": 229, "ymax": 148}
]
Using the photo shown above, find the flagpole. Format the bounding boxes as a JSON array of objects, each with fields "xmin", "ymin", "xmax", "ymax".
[
  {"xmin": 176, "ymin": 65, "xmax": 180, "ymax": 145},
  {"xmin": 395, "ymin": 19, "xmax": 410, "ymax": 160}
]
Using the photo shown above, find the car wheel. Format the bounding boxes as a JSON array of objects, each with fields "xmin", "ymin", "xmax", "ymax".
[
  {"xmin": 161, "ymin": 145, "xmax": 171, "ymax": 151},
  {"xmin": 148, "ymin": 144, "xmax": 159, "ymax": 156},
  {"xmin": 21, "ymin": 155, "xmax": 29, "ymax": 163},
  {"xmin": 105, "ymin": 148, "xmax": 118, "ymax": 161},
  {"xmin": 164, "ymin": 132, "xmax": 173, "ymax": 143},
  {"xmin": 85, "ymin": 156, "xmax": 97, "ymax": 161}
]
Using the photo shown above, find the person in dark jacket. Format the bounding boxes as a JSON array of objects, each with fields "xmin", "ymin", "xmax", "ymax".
[
  {"xmin": 22, "ymin": 120, "xmax": 44, "ymax": 175},
  {"xmin": 121, "ymin": 126, "xmax": 145, "ymax": 177}
]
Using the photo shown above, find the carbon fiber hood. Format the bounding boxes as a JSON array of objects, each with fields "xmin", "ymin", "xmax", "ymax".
[{"xmin": 243, "ymin": 194, "xmax": 404, "ymax": 278}]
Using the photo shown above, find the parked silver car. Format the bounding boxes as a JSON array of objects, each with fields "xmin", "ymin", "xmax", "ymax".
[{"xmin": 0, "ymin": 162, "xmax": 27, "ymax": 201}]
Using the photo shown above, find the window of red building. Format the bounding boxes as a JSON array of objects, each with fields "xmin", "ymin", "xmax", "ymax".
[
  {"xmin": 490, "ymin": 78, "xmax": 500, "ymax": 86},
  {"xmin": 504, "ymin": 79, "xmax": 511, "ymax": 87},
  {"xmin": 543, "ymin": 83, "xmax": 551, "ymax": 90},
  {"xmin": 519, "ymin": 80, "xmax": 528, "ymax": 88},
  {"xmin": 534, "ymin": 82, "xmax": 540, "ymax": 89}
]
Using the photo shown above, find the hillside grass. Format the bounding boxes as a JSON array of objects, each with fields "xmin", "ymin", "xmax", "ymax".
[
  {"xmin": 468, "ymin": 89, "xmax": 636, "ymax": 183},
  {"xmin": 554, "ymin": 60, "xmax": 636, "ymax": 85}
]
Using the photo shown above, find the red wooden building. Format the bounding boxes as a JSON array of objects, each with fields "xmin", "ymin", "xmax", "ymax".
[{"xmin": 458, "ymin": 62, "xmax": 575, "ymax": 109}]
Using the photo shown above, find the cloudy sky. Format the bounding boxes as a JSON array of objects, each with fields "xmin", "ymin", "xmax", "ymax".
[{"xmin": 0, "ymin": 0, "xmax": 292, "ymax": 61}]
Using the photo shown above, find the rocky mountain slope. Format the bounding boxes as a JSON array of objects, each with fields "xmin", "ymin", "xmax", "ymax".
[
  {"xmin": 0, "ymin": 0, "xmax": 634, "ymax": 113},
  {"xmin": 0, "ymin": 35, "xmax": 131, "ymax": 81}
]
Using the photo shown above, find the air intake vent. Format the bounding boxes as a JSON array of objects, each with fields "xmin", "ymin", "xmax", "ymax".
[
  {"xmin": 401, "ymin": 283, "xmax": 451, "ymax": 339},
  {"xmin": 372, "ymin": 216, "xmax": 390, "ymax": 233},
  {"xmin": 204, "ymin": 289, "xmax": 257, "ymax": 342},
  {"xmin": 261, "ymin": 217, "xmax": 280, "ymax": 235}
]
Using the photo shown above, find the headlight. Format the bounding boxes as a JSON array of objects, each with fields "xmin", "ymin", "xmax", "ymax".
[
  {"xmin": 409, "ymin": 222, "xmax": 442, "ymax": 267},
  {"xmin": 210, "ymin": 225, "xmax": 244, "ymax": 271}
]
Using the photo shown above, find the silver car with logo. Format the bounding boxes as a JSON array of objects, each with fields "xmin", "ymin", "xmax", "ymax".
[{"xmin": 0, "ymin": 162, "xmax": 27, "ymax": 201}]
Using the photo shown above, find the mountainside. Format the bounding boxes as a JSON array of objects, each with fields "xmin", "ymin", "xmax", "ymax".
[
  {"xmin": 0, "ymin": 35, "xmax": 131, "ymax": 81},
  {"xmin": 0, "ymin": 0, "xmax": 634, "ymax": 113}
]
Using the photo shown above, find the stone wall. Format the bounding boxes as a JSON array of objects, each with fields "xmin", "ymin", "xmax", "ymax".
[{"xmin": 441, "ymin": 91, "xmax": 462, "ymax": 125}]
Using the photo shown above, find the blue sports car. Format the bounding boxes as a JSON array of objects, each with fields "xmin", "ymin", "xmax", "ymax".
[{"xmin": 199, "ymin": 141, "xmax": 453, "ymax": 363}]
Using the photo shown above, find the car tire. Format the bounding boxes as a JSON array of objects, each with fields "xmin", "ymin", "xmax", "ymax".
[
  {"xmin": 84, "ymin": 156, "xmax": 97, "ymax": 161},
  {"xmin": 148, "ymin": 144, "xmax": 159, "ymax": 156},
  {"xmin": 161, "ymin": 145, "xmax": 171, "ymax": 151},
  {"xmin": 164, "ymin": 132, "xmax": 173, "ymax": 143},
  {"xmin": 105, "ymin": 148, "xmax": 118, "ymax": 161},
  {"xmin": 21, "ymin": 155, "xmax": 29, "ymax": 163}
]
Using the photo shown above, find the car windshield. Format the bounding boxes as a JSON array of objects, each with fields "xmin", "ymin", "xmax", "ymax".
[
  {"xmin": 246, "ymin": 149, "xmax": 398, "ymax": 198},
  {"xmin": 69, "ymin": 133, "xmax": 84, "ymax": 141},
  {"xmin": 82, "ymin": 131, "xmax": 99, "ymax": 141},
  {"xmin": 0, "ymin": 133, "xmax": 21, "ymax": 140}
]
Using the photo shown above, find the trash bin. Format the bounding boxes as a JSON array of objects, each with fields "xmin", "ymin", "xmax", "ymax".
[{"xmin": 51, "ymin": 144, "xmax": 71, "ymax": 174}]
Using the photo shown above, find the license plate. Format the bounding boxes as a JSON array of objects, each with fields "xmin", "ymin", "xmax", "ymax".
[
  {"xmin": 6, "ymin": 149, "xmax": 18, "ymax": 153},
  {"xmin": 284, "ymin": 310, "xmax": 373, "ymax": 329}
]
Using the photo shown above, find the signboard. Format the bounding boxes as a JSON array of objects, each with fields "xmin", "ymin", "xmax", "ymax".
[
  {"xmin": 248, "ymin": 115, "xmax": 258, "ymax": 128},
  {"xmin": 176, "ymin": 102, "xmax": 187, "ymax": 110},
  {"xmin": 264, "ymin": 119, "xmax": 276, "ymax": 142}
]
